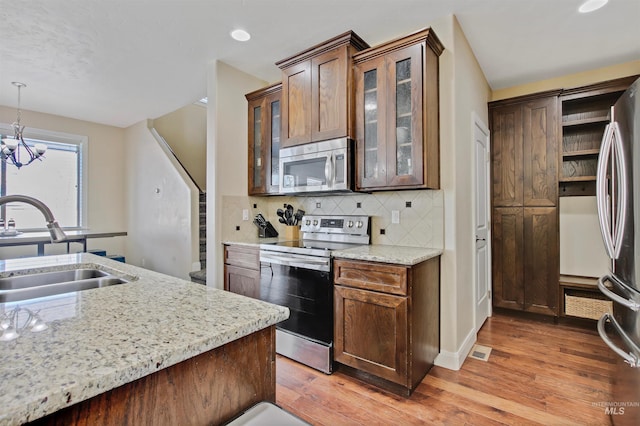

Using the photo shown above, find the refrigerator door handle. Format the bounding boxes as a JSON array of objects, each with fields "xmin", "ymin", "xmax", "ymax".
[
  {"xmin": 597, "ymin": 313, "xmax": 640, "ymax": 368},
  {"xmin": 598, "ymin": 274, "xmax": 640, "ymax": 311},
  {"xmin": 611, "ymin": 121, "xmax": 628, "ymax": 260},
  {"xmin": 596, "ymin": 121, "xmax": 616, "ymax": 259}
]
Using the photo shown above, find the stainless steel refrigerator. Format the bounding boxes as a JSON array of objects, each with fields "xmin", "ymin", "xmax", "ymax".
[{"xmin": 596, "ymin": 76, "xmax": 640, "ymax": 425}]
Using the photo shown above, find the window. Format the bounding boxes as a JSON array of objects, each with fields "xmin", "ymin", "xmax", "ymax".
[{"xmin": 0, "ymin": 125, "xmax": 87, "ymax": 230}]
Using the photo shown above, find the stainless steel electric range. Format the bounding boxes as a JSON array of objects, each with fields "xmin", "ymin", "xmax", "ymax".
[{"xmin": 259, "ymin": 214, "xmax": 370, "ymax": 373}]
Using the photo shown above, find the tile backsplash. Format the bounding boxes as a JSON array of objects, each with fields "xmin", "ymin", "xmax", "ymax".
[{"xmin": 222, "ymin": 190, "xmax": 443, "ymax": 249}]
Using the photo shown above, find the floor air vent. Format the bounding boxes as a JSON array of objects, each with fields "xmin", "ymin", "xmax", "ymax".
[{"xmin": 468, "ymin": 344, "xmax": 492, "ymax": 362}]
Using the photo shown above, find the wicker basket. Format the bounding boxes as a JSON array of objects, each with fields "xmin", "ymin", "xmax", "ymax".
[{"xmin": 565, "ymin": 290, "xmax": 612, "ymax": 320}]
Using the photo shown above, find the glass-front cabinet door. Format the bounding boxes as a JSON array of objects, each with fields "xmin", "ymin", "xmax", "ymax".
[
  {"xmin": 246, "ymin": 83, "xmax": 282, "ymax": 195},
  {"xmin": 355, "ymin": 44, "xmax": 424, "ymax": 189},
  {"xmin": 386, "ymin": 44, "xmax": 424, "ymax": 187},
  {"xmin": 354, "ymin": 28, "xmax": 442, "ymax": 191},
  {"xmin": 355, "ymin": 55, "xmax": 387, "ymax": 189}
]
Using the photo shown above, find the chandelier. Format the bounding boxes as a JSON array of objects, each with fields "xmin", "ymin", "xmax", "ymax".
[{"xmin": 1, "ymin": 82, "xmax": 47, "ymax": 169}]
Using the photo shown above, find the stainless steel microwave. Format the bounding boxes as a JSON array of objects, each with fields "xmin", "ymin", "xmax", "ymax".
[{"xmin": 279, "ymin": 138, "xmax": 353, "ymax": 194}]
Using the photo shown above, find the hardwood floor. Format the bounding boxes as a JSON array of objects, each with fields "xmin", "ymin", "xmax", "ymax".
[{"xmin": 276, "ymin": 313, "xmax": 616, "ymax": 425}]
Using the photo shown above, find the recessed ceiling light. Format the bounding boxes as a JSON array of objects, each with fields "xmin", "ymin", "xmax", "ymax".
[
  {"xmin": 578, "ymin": 0, "xmax": 608, "ymax": 13},
  {"xmin": 230, "ymin": 29, "xmax": 251, "ymax": 42}
]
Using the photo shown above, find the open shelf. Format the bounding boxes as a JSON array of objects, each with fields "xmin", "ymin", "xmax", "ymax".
[
  {"xmin": 559, "ymin": 176, "xmax": 596, "ymax": 183},
  {"xmin": 562, "ymin": 116, "xmax": 609, "ymax": 127},
  {"xmin": 557, "ymin": 79, "xmax": 636, "ymax": 196},
  {"xmin": 562, "ymin": 149, "xmax": 600, "ymax": 158}
]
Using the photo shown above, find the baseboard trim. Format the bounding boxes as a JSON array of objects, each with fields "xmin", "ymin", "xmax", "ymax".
[{"xmin": 434, "ymin": 327, "xmax": 476, "ymax": 370}]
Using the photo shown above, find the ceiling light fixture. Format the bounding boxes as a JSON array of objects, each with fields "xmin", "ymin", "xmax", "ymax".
[
  {"xmin": 578, "ymin": 0, "xmax": 608, "ymax": 13},
  {"xmin": 230, "ymin": 29, "xmax": 251, "ymax": 42},
  {"xmin": 1, "ymin": 82, "xmax": 46, "ymax": 169}
]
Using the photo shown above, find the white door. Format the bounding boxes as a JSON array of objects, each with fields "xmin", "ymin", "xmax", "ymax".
[{"xmin": 473, "ymin": 113, "xmax": 491, "ymax": 330}]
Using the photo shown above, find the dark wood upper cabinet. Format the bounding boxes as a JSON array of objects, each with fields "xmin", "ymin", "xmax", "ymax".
[
  {"xmin": 522, "ymin": 96, "xmax": 559, "ymax": 207},
  {"xmin": 246, "ymin": 83, "xmax": 282, "ymax": 195},
  {"xmin": 490, "ymin": 94, "xmax": 559, "ymax": 207},
  {"xmin": 276, "ymin": 31, "xmax": 369, "ymax": 147},
  {"xmin": 353, "ymin": 28, "xmax": 443, "ymax": 191},
  {"xmin": 490, "ymin": 103, "xmax": 524, "ymax": 206}
]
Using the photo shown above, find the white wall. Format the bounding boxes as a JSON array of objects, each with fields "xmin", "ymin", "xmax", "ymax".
[
  {"xmin": 433, "ymin": 16, "xmax": 492, "ymax": 370},
  {"xmin": 560, "ymin": 197, "xmax": 609, "ymax": 277},
  {"xmin": 0, "ymin": 106, "xmax": 127, "ymax": 259},
  {"xmin": 207, "ymin": 61, "xmax": 268, "ymax": 287},
  {"xmin": 153, "ymin": 103, "xmax": 207, "ymax": 191},
  {"xmin": 124, "ymin": 120, "xmax": 199, "ymax": 279}
]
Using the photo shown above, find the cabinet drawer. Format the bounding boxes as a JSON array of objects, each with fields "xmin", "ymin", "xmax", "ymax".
[
  {"xmin": 334, "ymin": 259, "xmax": 407, "ymax": 296},
  {"xmin": 224, "ymin": 245, "xmax": 260, "ymax": 270}
]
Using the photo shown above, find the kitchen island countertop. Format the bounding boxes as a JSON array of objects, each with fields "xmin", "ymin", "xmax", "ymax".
[{"xmin": 0, "ymin": 253, "xmax": 289, "ymax": 425}]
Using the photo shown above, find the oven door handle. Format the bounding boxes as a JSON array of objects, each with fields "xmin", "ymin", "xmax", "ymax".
[{"xmin": 260, "ymin": 253, "xmax": 330, "ymax": 271}]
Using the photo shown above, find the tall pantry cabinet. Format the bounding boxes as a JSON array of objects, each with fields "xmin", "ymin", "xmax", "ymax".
[{"xmin": 489, "ymin": 92, "xmax": 561, "ymax": 316}]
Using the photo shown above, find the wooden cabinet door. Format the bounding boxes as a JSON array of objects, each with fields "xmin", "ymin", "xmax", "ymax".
[
  {"xmin": 281, "ymin": 61, "xmax": 312, "ymax": 147},
  {"xmin": 491, "ymin": 104, "xmax": 524, "ymax": 207},
  {"xmin": 264, "ymin": 90, "xmax": 281, "ymax": 194},
  {"xmin": 334, "ymin": 285, "xmax": 408, "ymax": 386},
  {"xmin": 355, "ymin": 55, "xmax": 388, "ymax": 189},
  {"xmin": 224, "ymin": 265, "xmax": 260, "ymax": 300},
  {"xmin": 246, "ymin": 84, "xmax": 282, "ymax": 195},
  {"xmin": 247, "ymin": 96, "xmax": 267, "ymax": 195},
  {"xmin": 492, "ymin": 207, "xmax": 524, "ymax": 310},
  {"xmin": 385, "ymin": 43, "xmax": 424, "ymax": 188},
  {"xmin": 311, "ymin": 47, "xmax": 348, "ymax": 142},
  {"xmin": 523, "ymin": 207, "xmax": 558, "ymax": 315},
  {"xmin": 522, "ymin": 97, "xmax": 558, "ymax": 207}
]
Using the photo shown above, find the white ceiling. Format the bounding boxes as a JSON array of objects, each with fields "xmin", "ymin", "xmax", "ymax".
[{"xmin": 1, "ymin": 0, "xmax": 638, "ymax": 128}]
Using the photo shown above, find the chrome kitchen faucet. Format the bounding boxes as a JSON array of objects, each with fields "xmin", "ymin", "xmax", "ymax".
[{"xmin": 0, "ymin": 195, "xmax": 66, "ymax": 242}]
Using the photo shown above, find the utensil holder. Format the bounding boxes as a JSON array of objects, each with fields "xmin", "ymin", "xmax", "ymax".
[{"xmin": 283, "ymin": 226, "xmax": 300, "ymax": 241}]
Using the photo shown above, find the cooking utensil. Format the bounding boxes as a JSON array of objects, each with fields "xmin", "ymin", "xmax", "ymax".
[
  {"xmin": 294, "ymin": 209, "xmax": 305, "ymax": 225},
  {"xmin": 284, "ymin": 204, "xmax": 294, "ymax": 225},
  {"xmin": 278, "ymin": 217, "xmax": 287, "ymax": 224}
]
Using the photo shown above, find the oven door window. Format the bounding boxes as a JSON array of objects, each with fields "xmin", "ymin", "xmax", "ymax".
[{"xmin": 260, "ymin": 263, "xmax": 332, "ymax": 345}]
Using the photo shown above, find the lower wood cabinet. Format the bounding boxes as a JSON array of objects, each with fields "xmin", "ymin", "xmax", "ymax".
[
  {"xmin": 333, "ymin": 257, "xmax": 440, "ymax": 396},
  {"xmin": 492, "ymin": 207, "xmax": 558, "ymax": 316},
  {"xmin": 224, "ymin": 244, "xmax": 260, "ymax": 299}
]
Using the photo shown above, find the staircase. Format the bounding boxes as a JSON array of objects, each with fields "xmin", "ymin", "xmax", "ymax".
[{"xmin": 189, "ymin": 191, "xmax": 207, "ymax": 285}]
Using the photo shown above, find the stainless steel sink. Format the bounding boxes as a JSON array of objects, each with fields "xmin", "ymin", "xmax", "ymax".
[{"xmin": 0, "ymin": 269, "xmax": 129, "ymax": 303}]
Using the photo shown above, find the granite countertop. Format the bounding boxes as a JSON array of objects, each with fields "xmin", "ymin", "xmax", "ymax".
[
  {"xmin": 332, "ymin": 245, "xmax": 443, "ymax": 266},
  {"xmin": 0, "ymin": 253, "xmax": 289, "ymax": 425},
  {"xmin": 222, "ymin": 238, "xmax": 442, "ymax": 266}
]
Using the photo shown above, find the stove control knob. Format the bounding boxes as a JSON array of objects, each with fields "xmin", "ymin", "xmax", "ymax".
[
  {"xmin": 305, "ymin": 219, "xmax": 311, "ymax": 226},
  {"xmin": 356, "ymin": 220, "xmax": 363, "ymax": 228},
  {"xmin": 347, "ymin": 220, "xmax": 354, "ymax": 228},
  {"xmin": 313, "ymin": 220, "xmax": 319, "ymax": 226}
]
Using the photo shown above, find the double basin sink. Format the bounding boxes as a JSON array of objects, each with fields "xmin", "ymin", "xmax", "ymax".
[{"xmin": 0, "ymin": 268, "xmax": 131, "ymax": 303}]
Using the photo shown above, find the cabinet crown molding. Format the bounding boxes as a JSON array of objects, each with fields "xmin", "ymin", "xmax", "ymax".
[
  {"xmin": 245, "ymin": 82, "xmax": 282, "ymax": 101},
  {"xmin": 275, "ymin": 30, "xmax": 370, "ymax": 69},
  {"xmin": 353, "ymin": 27, "xmax": 444, "ymax": 63}
]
